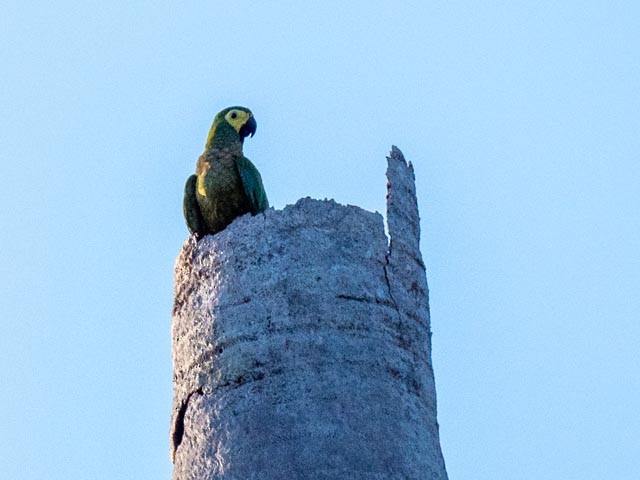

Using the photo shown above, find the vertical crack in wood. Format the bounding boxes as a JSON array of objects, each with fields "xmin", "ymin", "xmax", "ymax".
[{"xmin": 171, "ymin": 387, "xmax": 203, "ymax": 463}]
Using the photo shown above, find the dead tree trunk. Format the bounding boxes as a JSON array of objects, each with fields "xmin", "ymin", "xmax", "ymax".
[{"xmin": 170, "ymin": 147, "xmax": 448, "ymax": 479}]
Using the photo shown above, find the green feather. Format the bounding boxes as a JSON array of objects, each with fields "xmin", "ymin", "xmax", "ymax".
[
  {"xmin": 183, "ymin": 174, "xmax": 206, "ymax": 236},
  {"xmin": 237, "ymin": 156, "xmax": 269, "ymax": 214}
]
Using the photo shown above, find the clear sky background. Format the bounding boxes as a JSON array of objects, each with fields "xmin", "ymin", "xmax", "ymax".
[{"xmin": 2, "ymin": 1, "xmax": 639, "ymax": 479}]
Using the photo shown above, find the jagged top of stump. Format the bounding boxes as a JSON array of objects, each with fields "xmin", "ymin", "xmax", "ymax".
[{"xmin": 179, "ymin": 145, "xmax": 419, "ymax": 253}]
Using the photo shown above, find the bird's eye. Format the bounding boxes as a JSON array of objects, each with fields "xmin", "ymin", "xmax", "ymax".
[{"xmin": 231, "ymin": 112, "xmax": 238, "ymax": 119}]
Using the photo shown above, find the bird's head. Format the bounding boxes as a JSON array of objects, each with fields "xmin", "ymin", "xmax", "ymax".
[{"xmin": 206, "ymin": 106, "xmax": 257, "ymax": 149}]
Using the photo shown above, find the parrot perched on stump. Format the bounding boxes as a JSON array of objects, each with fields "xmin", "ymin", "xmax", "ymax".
[{"xmin": 183, "ymin": 106, "xmax": 268, "ymax": 237}]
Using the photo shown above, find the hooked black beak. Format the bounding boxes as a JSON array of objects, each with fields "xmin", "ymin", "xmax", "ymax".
[{"xmin": 239, "ymin": 115, "xmax": 257, "ymax": 141}]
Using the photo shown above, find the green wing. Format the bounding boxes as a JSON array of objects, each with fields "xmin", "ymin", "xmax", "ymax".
[
  {"xmin": 237, "ymin": 156, "xmax": 269, "ymax": 214},
  {"xmin": 183, "ymin": 174, "xmax": 206, "ymax": 236}
]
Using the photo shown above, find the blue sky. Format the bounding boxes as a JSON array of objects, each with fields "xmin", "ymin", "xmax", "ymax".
[{"xmin": 2, "ymin": 1, "xmax": 639, "ymax": 478}]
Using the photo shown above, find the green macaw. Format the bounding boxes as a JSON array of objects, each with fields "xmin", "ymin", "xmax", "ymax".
[{"xmin": 183, "ymin": 106, "xmax": 268, "ymax": 237}]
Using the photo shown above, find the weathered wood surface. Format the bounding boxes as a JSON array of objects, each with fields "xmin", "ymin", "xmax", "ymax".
[{"xmin": 170, "ymin": 147, "xmax": 447, "ymax": 479}]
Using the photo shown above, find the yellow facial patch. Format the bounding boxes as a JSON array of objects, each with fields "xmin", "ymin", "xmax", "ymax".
[{"xmin": 225, "ymin": 109, "xmax": 252, "ymax": 133}]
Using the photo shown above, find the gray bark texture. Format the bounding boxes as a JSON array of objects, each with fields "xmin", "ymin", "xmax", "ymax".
[{"xmin": 170, "ymin": 146, "xmax": 448, "ymax": 480}]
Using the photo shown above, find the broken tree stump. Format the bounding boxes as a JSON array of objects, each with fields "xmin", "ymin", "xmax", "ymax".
[{"xmin": 170, "ymin": 147, "xmax": 448, "ymax": 479}]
